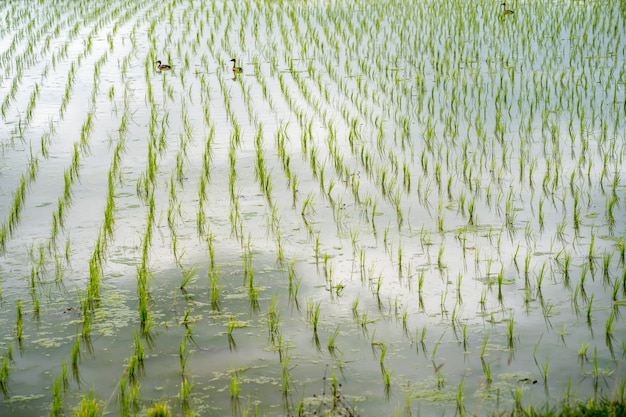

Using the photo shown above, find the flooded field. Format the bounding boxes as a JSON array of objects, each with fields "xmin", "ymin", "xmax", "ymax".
[{"xmin": 0, "ymin": 0, "xmax": 625, "ymax": 415}]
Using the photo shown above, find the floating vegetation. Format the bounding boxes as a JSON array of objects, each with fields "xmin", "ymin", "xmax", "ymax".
[{"xmin": 0, "ymin": 0, "xmax": 624, "ymax": 416}]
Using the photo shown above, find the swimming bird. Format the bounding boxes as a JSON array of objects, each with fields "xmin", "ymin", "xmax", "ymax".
[
  {"xmin": 230, "ymin": 58, "xmax": 242, "ymax": 73},
  {"xmin": 501, "ymin": 2, "xmax": 514, "ymax": 15},
  {"xmin": 156, "ymin": 60, "xmax": 171, "ymax": 70}
]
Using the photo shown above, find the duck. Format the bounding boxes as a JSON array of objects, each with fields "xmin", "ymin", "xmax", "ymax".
[
  {"xmin": 230, "ymin": 58, "xmax": 242, "ymax": 73},
  {"xmin": 156, "ymin": 60, "xmax": 171, "ymax": 70},
  {"xmin": 501, "ymin": 2, "xmax": 514, "ymax": 15}
]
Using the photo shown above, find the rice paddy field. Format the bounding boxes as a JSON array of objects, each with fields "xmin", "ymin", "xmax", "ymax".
[{"xmin": 0, "ymin": 0, "xmax": 625, "ymax": 415}]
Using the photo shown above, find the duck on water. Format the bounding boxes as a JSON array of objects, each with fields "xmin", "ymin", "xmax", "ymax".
[
  {"xmin": 501, "ymin": 2, "xmax": 514, "ymax": 15},
  {"xmin": 156, "ymin": 60, "xmax": 171, "ymax": 70},
  {"xmin": 230, "ymin": 58, "xmax": 242, "ymax": 73}
]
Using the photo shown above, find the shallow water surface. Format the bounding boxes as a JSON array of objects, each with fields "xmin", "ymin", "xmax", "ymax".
[{"xmin": 0, "ymin": 0, "xmax": 625, "ymax": 415}]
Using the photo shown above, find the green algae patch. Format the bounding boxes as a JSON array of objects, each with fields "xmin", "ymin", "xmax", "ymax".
[
  {"xmin": 4, "ymin": 394, "xmax": 45, "ymax": 403},
  {"xmin": 92, "ymin": 290, "xmax": 136, "ymax": 337},
  {"xmin": 32, "ymin": 337, "xmax": 65, "ymax": 349}
]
